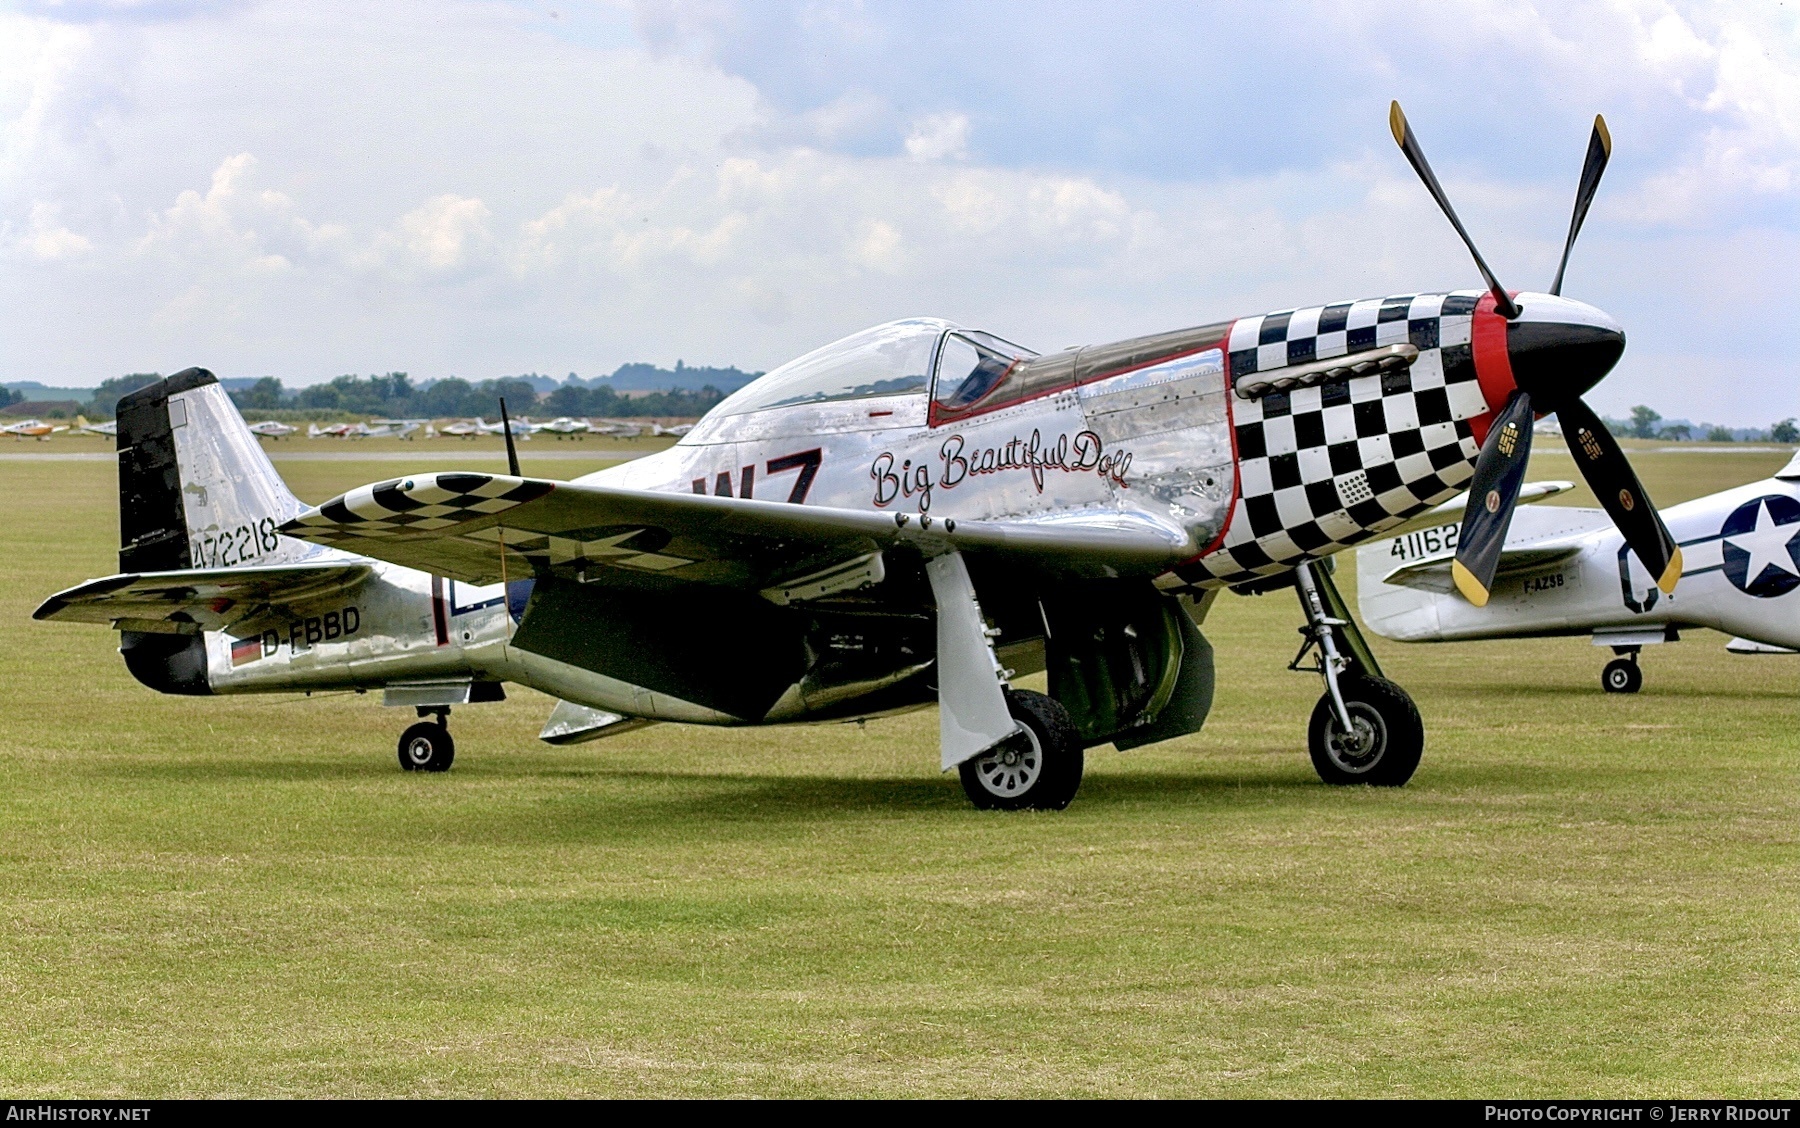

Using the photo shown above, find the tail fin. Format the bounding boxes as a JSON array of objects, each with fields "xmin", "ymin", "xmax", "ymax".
[{"xmin": 116, "ymin": 368, "xmax": 311, "ymax": 573}]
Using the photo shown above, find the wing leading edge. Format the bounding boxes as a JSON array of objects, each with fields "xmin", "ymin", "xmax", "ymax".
[{"xmin": 277, "ymin": 471, "xmax": 1194, "ymax": 588}]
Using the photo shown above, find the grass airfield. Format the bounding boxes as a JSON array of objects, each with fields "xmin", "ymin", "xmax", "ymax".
[{"xmin": 2, "ymin": 441, "xmax": 1796, "ymax": 1097}]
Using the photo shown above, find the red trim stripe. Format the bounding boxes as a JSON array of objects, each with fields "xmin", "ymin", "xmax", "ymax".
[{"xmin": 1469, "ymin": 292, "xmax": 1519, "ymax": 446}]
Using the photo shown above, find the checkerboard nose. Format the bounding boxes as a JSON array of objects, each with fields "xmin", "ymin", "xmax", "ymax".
[{"xmin": 1506, "ymin": 294, "xmax": 1625, "ymax": 404}]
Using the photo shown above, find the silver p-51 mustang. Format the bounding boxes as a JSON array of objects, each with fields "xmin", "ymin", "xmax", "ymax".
[{"xmin": 36, "ymin": 106, "xmax": 1681, "ymax": 808}]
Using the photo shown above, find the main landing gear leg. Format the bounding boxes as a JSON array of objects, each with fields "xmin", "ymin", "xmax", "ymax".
[
  {"xmin": 398, "ymin": 706, "xmax": 456, "ymax": 772},
  {"xmin": 1291, "ymin": 562, "xmax": 1423, "ymax": 786}
]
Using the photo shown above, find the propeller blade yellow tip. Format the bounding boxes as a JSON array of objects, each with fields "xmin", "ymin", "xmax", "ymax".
[
  {"xmin": 1595, "ymin": 114, "xmax": 1612, "ymax": 155},
  {"xmin": 1657, "ymin": 546, "xmax": 1683, "ymax": 594},
  {"xmin": 1451, "ymin": 559, "xmax": 1491, "ymax": 607},
  {"xmin": 1389, "ymin": 101, "xmax": 1407, "ymax": 146}
]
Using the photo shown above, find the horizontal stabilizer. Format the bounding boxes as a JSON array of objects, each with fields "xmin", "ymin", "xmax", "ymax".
[
  {"xmin": 1382, "ymin": 545, "xmax": 1581, "ymax": 595},
  {"xmin": 34, "ymin": 563, "xmax": 370, "ymax": 632},
  {"xmin": 280, "ymin": 471, "xmax": 1192, "ymax": 590}
]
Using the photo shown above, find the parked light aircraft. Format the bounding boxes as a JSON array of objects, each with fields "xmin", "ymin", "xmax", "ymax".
[
  {"xmin": 307, "ymin": 423, "xmax": 353, "ymax": 438},
  {"xmin": 1359, "ymin": 455, "xmax": 1800, "ymax": 692},
  {"xmin": 537, "ymin": 417, "xmax": 593, "ymax": 437},
  {"xmin": 4, "ymin": 419, "xmax": 68, "ymax": 439},
  {"xmin": 74, "ymin": 415, "xmax": 118, "ymax": 438},
  {"xmin": 478, "ymin": 416, "xmax": 533, "ymax": 440},
  {"xmin": 36, "ymin": 106, "xmax": 1681, "ymax": 809},
  {"xmin": 437, "ymin": 420, "xmax": 481, "ymax": 438},
  {"xmin": 249, "ymin": 420, "xmax": 297, "ymax": 439}
]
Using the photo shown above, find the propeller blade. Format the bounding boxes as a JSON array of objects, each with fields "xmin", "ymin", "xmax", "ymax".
[
  {"xmin": 1452, "ymin": 391, "xmax": 1536, "ymax": 607},
  {"xmin": 1388, "ymin": 101, "xmax": 1520, "ymax": 319},
  {"xmin": 1558, "ymin": 397, "xmax": 1682, "ymax": 593},
  {"xmin": 1549, "ymin": 115, "xmax": 1613, "ymax": 296}
]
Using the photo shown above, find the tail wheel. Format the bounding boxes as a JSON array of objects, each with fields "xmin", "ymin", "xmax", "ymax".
[
  {"xmin": 1602, "ymin": 657, "xmax": 1642, "ymax": 694},
  {"xmin": 958, "ymin": 689, "xmax": 1084, "ymax": 811},
  {"xmin": 398, "ymin": 721, "xmax": 455, "ymax": 773},
  {"xmin": 1307, "ymin": 675, "xmax": 1423, "ymax": 787}
]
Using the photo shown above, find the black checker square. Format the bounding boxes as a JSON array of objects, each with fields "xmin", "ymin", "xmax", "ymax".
[
  {"xmin": 1260, "ymin": 390, "xmax": 1291, "ymax": 417},
  {"xmin": 1259, "ymin": 311, "xmax": 1293, "ymax": 344},
  {"xmin": 1378, "ymin": 299, "xmax": 1412, "ymax": 323},
  {"xmin": 1230, "ymin": 348, "xmax": 1258, "ymax": 376},
  {"xmin": 1317, "ymin": 302, "xmax": 1352, "ymax": 334},
  {"xmin": 1363, "ymin": 460, "xmax": 1404, "ymax": 495},
  {"xmin": 1234, "ymin": 422, "xmax": 1267, "ymax": 460},
  {"xmin": 1268, "ymin": 451, "xmax": 1302, "ymax": 490},
  {"xmin": 1441, "ymin": 292, "xmax": 1480, "ymax": 315},
  {"xmin": 1287, "ymin": 336, "xmax": 1315, "ymax": 365},
  {"xmin": 1346, "ymin": 498, "xmax": 1391, "ymax": 528},
  {"xmin": 1353, "ymin": 400, "xmax": 1387, "ymax": 438},
  {"xmin": 1441, "ymin": 342, "xmax": 1477, "ymax": 383},
  {"xmin": 1347, "ymin": 324, "xmax": 1377, "ymax": 352},
  {"xmin": 1327, "ymin": 440, "xmax": 1362, "ymax": 475},
  {"xmin": 1428, "ymin": 437, "xmax": 1467, "ymax": 472},
  {"xmin": 1408, "ymin": 318, "xmax": 1440, "ymax": 351},
  {"xmin": 1226, "ymin": 539, "xmax": 1274, "ymax": 570},
  {"xmin": 1243, "ymin": 493, "xmax": 1282, "ymax": 537},
  {"xmin": 1390, "ymin": 427, "xmax": 1425, "ymax": 457},
  {"xmin": 1319, "ymin": 381, "xmax": 1351, "ymax": 409},
  {"xmin": 1293, "ymin": 411, "xmax": 1326, "ymax": 449},
  {"xmin": 1287, "ymin": 521, "xmax": 1332, "ymax": 552},
  {"xmin": 1304, "ymin": 479, "xmax": 1341, "ymax": 517},
  {"xmin": 1415, "ymin": 386, "xmax": 1453, "ymax": 425},
  {"xmin": 1380, "ymin": 367, "xmax": 1413, "ymax": 396},
  {"xmin": 1406, "ymin": 472, "xmax": 1451, "ymax": 503}
]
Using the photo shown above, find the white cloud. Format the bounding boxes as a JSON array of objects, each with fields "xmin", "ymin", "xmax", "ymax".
[
  {"xmin": 904, "ymin": 111, "xmax": 969, "ymax": 162},
  {"xmin": 22, "ymin": 200, "xmax": 90, "ymax": 259},
  {"xmin": 398, "ymin": 194, "xmax": 491, "ymax": 270}
]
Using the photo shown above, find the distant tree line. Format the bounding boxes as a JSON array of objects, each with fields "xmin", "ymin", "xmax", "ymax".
[
  {"xmin": 229, "ymin": 373, "xmax": 727, "ymax": 419},
  {"xmin": 1611, "ymin": 405, "xmax": 1798, "ymax": 444},
  {"xmin": 73, "ymin": 371, "xmax": 731, "ymax": 420}
]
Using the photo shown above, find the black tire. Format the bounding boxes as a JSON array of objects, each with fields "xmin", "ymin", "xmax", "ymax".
[
  {"xmin": 397, "ymin": 721, "xmax": 455, "ymax": 772},
  {"xmin": 958, "ymin": 689, "xmax": 1084, "ymax": 811},
  {"xmin": 1602, "ymin": 658, "xmax": 1642, "ymax": 694},
  {"xmin": 1307, "ymin": 675, "xmax": 1423, "ymax": 787}
]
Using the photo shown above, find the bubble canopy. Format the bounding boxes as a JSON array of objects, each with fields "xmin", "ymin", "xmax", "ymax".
[{"xmin": 707, "ymin": 318, "xmax": 1037, "ymax": 419}]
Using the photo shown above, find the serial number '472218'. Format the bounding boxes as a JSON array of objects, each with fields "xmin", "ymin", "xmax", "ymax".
[{"xmin": 192, "ymin": 517, "xmax": 281, "ymax": 568}]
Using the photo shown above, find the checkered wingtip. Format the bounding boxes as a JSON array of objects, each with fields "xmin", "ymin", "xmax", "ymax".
[{"xmin": 283, "ymin": 473, "xmax": 555, "ymax": 543}]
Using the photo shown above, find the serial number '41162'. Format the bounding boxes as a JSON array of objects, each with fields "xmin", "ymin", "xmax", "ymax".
[{"xmin": 1388, "ymin": 524, "xmax": 1460, "ymax": 562}]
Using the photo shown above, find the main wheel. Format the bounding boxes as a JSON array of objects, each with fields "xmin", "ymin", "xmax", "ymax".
[
  {"xmin": 398, "ymin": 721, "xmax": 455, "ymax": 772},
  {"xmin": 1601, "ymin": 658, "xmax": 1642, "ymax": 694},
  {"xmin": 958, "ymin": 689, "xmax": 1084, "ymax": 811},
  {"xmin": 1307, "ymin": 675, "xmax": 1423, "ymax": 787}
]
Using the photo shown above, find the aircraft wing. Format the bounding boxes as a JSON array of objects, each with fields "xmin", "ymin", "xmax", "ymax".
[
  {"xmin": 277, "ymin": 471, "xmax": 1192, "ymax": 589},
  {"xmin": 34, "ymin": 563, "xmax": 371, "ymax": 632},
  {"xmin": 1380, "ymin": 544, "xmax": 1583, "ymax": 595}
]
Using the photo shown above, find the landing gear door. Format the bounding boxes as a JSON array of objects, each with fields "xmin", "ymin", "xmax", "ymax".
[{"xmin": 1076, "ymin": 346, "xmax": 1233, "ymax": 547}]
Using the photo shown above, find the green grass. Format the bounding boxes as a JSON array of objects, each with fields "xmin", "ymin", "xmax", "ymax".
[{"xmin": 1, "ymin": 450, "xmax": 1796, "ymax": 1096}]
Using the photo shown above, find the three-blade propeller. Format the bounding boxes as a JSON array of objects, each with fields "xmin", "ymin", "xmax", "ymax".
[{"xmin": 1388, "ymin": 102, "xmax": 1681, "ymax": 607}]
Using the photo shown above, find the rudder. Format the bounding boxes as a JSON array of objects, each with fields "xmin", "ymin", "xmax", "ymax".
[{"xmin": 117, "ymin": 368, "xmax": 312, "ymax": 573}]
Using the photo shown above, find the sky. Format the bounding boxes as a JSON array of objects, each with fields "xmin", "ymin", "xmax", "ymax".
[{"xmin": 1, "ymin": 0, "xmax": 1796, "ymax": 423}]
